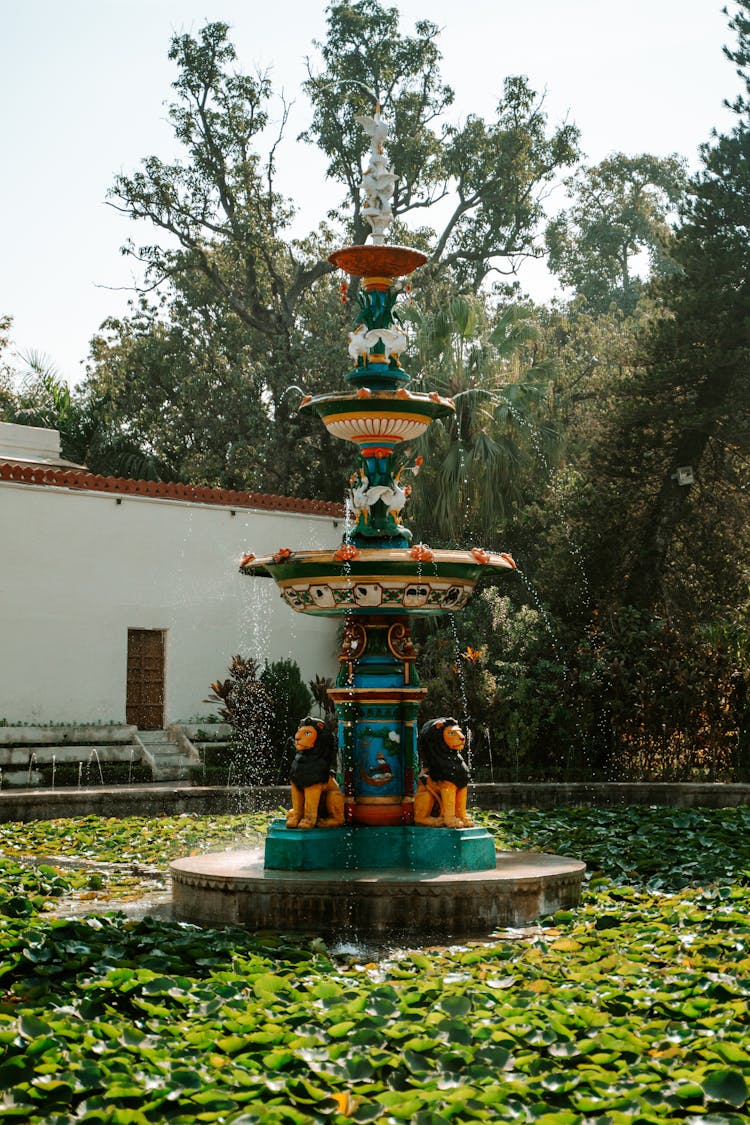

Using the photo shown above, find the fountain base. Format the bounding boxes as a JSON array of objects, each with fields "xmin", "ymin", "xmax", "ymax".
[
  {"xmin": 264, "ymin": 820, "xmax": 496, "ymax": 872},
  {"xmin": 170, "ymin": 849, "xmax": 585, "ymax": 940}
]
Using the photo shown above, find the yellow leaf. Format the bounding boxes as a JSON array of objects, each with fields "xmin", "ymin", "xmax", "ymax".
[
  {"xmin": 526, "ymin": 979, "xmax": 553, "ymax": 993},
  {"xmin": 330, "ymin": 1091, "xmax": 353, "ymax": 1115}
]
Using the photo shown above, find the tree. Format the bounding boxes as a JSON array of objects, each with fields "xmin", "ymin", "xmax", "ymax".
[
  {"xmin": 403, "ymin": 294, "xmax": 559, "ymax": 544},
  {"xmin": 619, "ymin": 121, "xmax": 750, "ymax": 614},
  {"xmin": 545, "ymin": 153, "xmax": 686, "ymax": 313},
  {"xmin": 305, "ymin": 2, "xmax": 580, "ymax": 289},
  {"xmin": 104, "ymin": 7, "xmax": 579, "ymax": 493}
]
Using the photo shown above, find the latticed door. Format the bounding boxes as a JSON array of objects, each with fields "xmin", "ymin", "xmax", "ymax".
[{"xmin": 126, "ymin": 629, "xmax": 165, "ymax": 729}]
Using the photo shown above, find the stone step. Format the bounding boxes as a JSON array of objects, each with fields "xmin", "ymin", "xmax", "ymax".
[{"xmin": 137, "ymin": 729, "xmax": 198, "ymax": 783}]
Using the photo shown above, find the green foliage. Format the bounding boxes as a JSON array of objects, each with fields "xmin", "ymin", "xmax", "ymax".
[
  {"xmin": 206, "ymin": 656, "xmax": 274, "ymax": 785},
  {"xmin": 418, "ymin": 591, "xmax": 750, "ymax": 782},
  {"xmin": 76, "ymin": 6, "xmax": 579, "ymax": 494},
  {"xmin": 533, "ymin": 19, "xmax": 750, "ymax": 622},
  {"xmin": 260, "ymin": 659, "xmax": 314, "ymax": 783},
  {"xmin": 546, "ymin": 153, "xmax": 686, "ymax": 313},
  {"xmin": 0, "ymin": 808, "xmax": 748, "ymax": 1122},
  {"xmin": 305, "ymin": 2, "xmax": 579, "ymax": 288},
  {"xmin": 204, "ymin": 656, "xmax": 313, "ymax": 785},
  {"xmin": 309, "ymin": 674, "xmax": 337, "ymax": 724},
  {"xmin": 403, "ymin": 296, "xmax": 559, "ymax": 543}
]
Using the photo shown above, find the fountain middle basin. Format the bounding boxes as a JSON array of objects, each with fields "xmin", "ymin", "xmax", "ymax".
[{"xmin": 240, "ymin": 546, "xmax": 517, "ymax": 615}]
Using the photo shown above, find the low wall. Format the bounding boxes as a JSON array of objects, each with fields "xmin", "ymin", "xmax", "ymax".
[
  {"xmin": 470, "ymin": 781, "xmax": 750, "ymax": 810},
  {"xmin": 0, "ymin": 781, "xmax": 748, "ymax": 823}
]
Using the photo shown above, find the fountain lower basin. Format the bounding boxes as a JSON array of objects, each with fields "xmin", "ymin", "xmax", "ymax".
[{"xmin": 170, "ymin": 846, "xmax": 585, "ymax": 940}]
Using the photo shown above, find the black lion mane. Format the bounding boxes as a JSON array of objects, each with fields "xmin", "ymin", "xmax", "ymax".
[
  {"xmin": 418, "ymin": 717, "xmax": 470, "ymax": 787},
  {"xmin": 289, "ymin": 717, "xmax": 338, "ymax": 788}
]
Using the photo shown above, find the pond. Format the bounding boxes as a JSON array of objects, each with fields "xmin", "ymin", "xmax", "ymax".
[{"xmin": 0, "ymin": 806, "xmax": 748, "ymax": 1123}]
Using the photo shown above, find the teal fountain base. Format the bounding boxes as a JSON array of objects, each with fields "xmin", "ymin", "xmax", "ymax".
[{"xmin": 264, "ymin": 820, "xmax": 497, "ymax": 872}]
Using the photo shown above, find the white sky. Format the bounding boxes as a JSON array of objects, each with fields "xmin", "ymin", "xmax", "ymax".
[{"xmin": 0, "ymin": 0, "xmax": 741, "ymax": 385}]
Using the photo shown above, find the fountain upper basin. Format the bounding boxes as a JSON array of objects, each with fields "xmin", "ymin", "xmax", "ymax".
[{"xmin": 240, "ymin": 547, "xmax": 516, "ymax": 616}]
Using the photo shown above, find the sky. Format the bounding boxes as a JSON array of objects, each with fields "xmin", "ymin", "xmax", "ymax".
[{"xmin": 0, "ymin": 0, "xmax": 741, "ymax": 386}]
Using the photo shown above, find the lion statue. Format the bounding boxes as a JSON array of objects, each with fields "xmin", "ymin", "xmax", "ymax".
[
  {"xmin": 414, "ymin": 717, "xmax": 474, "ymax": 829},
  {"xmin": 287, "ymin": 717, "xmax": 345, "ymax": 829}
]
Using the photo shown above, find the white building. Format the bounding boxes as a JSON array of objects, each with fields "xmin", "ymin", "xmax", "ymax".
[{"xmin": 0, "ymin": 422, "xmax": 342, "ymax": 728}]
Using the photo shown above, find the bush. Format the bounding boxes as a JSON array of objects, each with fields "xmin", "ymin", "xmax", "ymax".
[
  {"xmin": 417, "ymin": 589, "xmax": 750, "ymax": 782},
  {"xmin": 260, "ymin": 659, "xmax": 313, "ymax": 784}
]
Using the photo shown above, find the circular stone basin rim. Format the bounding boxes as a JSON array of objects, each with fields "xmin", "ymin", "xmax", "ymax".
[{"xmin": 171, "ymin": 850, "xmax": 586, "ymax": 937}]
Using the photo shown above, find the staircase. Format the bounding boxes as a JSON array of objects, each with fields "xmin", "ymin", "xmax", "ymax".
[{"xmin": 136, "ymin": 727, "xmax": 199, "ymax": 783}]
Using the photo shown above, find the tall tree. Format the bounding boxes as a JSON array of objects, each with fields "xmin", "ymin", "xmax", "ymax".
[
  {"xmin": 549, "ymin": 5, "xmax": 750, "ymax": 620},
  {"xmin": 620, "ymin": 124, "xmax": 750, "ymax": 613},
  {"xmin": 305, "ymin": 1, "xmax": 580, "ymax": 289},
  {"xmin": 104, "ymin": 7, "xmax": 579, "ymax": 493},
  {"xmin": 545, "ymin": 153, "xmax": 686, "ymax": 313}
]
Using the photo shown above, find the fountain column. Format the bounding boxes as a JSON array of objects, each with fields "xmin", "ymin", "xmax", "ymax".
[{"xmin": 330, "ymin": 616, "xmax": 424, "ymax": 826}]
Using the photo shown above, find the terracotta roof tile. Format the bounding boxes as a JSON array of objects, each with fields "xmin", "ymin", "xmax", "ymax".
[{"xmin": 0, "ymin": 462, "xmax": 344, "ymax": 518}]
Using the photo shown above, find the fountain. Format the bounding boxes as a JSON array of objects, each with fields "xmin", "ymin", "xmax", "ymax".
[{"xmin": 171, "ymin": 107, "xmax": 584, "ymax": 940}]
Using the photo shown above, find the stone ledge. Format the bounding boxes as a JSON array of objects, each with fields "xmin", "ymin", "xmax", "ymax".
[{"xmin": 1, "ymin": 781, "xmax": 748, "ymax": 822}]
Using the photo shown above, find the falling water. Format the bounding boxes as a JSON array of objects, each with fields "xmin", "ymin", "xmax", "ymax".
[
  {"xmin": 51, "ymin": 754, "xmax": 56, "ymax": 790},
  {"xmin": 448, "ymin": 616, "xmax": 473, "ymax": 772},
  {"xmin": 504, "ymin": 401, "xmax": 592, "ymax": 611},
  {"xmin": 27, "ymin": 752, "xmax": 38, "ymax": 787},
  {"xmin": 515, "ymin": 565, "xmax": 591, "ymax": 777}
]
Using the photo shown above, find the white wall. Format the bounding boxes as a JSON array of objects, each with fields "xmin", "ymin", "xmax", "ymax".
[{"xmin": 0, "ymin": 481, "xmax": 341, "ymax": 724}]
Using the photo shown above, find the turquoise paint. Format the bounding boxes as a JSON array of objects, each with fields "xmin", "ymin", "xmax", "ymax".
[{"xmin": 264, "ymin": 819, "xmax": 496, "ymax": 873}]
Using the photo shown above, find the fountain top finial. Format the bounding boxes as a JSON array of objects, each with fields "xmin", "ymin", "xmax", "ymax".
[
  {"xmin": 328, "ymin": 105, "xmax": 426, "ymax": 278},
  {"xmin": 355, "ymin": 104, "xmax": 396, "ymax": 246}
]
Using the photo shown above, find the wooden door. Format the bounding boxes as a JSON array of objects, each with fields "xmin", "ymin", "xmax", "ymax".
[{"xmin": 126, "ymin": 629, "xmax": 165, "ymax": 729}]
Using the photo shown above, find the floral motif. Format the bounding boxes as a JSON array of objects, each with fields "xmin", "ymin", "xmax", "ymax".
[
  {"xmin": 429, "ymin": 391, "xmax": 441, "ymax": 403},
  {"xmin": 471, "ymin": 547, "xmax": 491, "ymax": 564},
  {"xmin": 499, "ymin": 552, "xmax": 517, "ymax": 570},
  {"xmin": 273, "ymin": 547, "xmax": 293, "ymax": 563},
  {"xmin": 300, "ymin": 394, "xmax": 312, "ymax": 406},
  {"xmin": 396, "ymin": 387, "xmax": 410, "ymax": 399},
  {"xmin": 239, "ymin": 553, "xmax": 256, "ymax": 568},
  {"xmin": 356, "ymin": 387, "xmax": 373, "ymax": 399},
  {"xmin": 410, "ymin": 543, "xmax": 434, "ymax": 562},
  {"xmin": 334, "ymin": 543, "xmax": 360, "ymax": 562}
]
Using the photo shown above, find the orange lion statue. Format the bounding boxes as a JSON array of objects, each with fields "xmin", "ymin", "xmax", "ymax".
[
  {"xmin": 287, "ymin": 717, "xmax": 345, "ymax": 829},
  {"xmin": 414, "ymin": 717, "xmax": 474, "ymax": 829}
]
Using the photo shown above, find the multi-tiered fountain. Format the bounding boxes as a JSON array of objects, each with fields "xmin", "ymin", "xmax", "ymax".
[{"xmin": 171, "ymin": 108, "xmax": 584, "ymax": 940}]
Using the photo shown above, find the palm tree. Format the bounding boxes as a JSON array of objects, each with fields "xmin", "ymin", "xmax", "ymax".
[{"xmin": 402, "ymin": 295, "xmax": 559, "ymax": 544}]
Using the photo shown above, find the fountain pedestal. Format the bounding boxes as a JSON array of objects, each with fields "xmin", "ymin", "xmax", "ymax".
[{"xmin": 264, "ymin": 820, "xmax": 496, "ymax": 871}]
